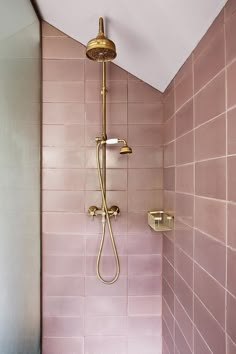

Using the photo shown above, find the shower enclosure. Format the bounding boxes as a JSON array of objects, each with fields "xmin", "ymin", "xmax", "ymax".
[{"xmin": 0, "ymin": 0, "xmax": 41, "ymax": 352}]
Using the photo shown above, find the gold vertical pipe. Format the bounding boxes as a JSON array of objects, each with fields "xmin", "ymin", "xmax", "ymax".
[{"xmin": 101, "ymin": 61, "xmax": 106, "ymax": 209}]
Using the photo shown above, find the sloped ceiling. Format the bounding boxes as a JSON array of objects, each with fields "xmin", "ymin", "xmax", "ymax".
[{"xmin": 35, "ymin": 0, "xmax": 226, "ymax": 92}]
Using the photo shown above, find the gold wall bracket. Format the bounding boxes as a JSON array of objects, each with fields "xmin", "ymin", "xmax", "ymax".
[{"xmin": 148, "ymin": 211, "xmax": 174, "ymax": 232}]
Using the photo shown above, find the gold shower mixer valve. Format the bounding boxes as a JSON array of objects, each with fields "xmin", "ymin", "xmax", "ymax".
[{"xmin": 88, "ymin": 205, "xmax": 120, "ymax": 220}]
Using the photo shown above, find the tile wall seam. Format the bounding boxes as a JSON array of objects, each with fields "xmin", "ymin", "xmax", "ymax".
[
  {"xmin": 173, "ymin": 57, "xmax": 177, "ymax": 351},
  {"xmin": 174, "ymin": 317, "xmax": 193, "ymax": 353},
  {"xmin": 224, "ymin": 8, "xmax": 229, "ymax": 352},
  {"xmin": 194, "ymin": 327, "xmax": 213, "ymax": 354}
]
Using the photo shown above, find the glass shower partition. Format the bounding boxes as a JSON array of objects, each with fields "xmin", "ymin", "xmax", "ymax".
[{"xmin": 0, "ymin": 0, "xmax": 41, "ymax": 353}]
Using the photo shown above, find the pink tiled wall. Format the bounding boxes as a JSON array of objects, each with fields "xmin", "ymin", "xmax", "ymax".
[
  {"xmin": 42, "ymin": 22, "xmax": 163, "ymax": 354},
  {"xmin": 162, "ymin": 2, "xmax": 236, "ymax": 353}
]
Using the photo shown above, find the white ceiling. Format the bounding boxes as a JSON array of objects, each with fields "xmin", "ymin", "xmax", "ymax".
[{"xmin": 35, "ymin": 0, "xmax": 226, "ymax": 92}]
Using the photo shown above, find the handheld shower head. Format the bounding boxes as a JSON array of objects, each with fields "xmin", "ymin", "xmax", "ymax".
[
  {"xmin": 102, "ymin": 138, "xmax": 132, "ymax": 154},
  {"xmin": 120, "ymin": 144, "xmax": 132, "ymax": 154},
  {"xmin": 86, "ymin": 17, "xmax": 117, "ymax": 62}
]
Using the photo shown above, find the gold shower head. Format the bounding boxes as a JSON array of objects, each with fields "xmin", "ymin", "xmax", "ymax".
[
  {"xmin": 86, "ymin": 17, "xmax": 117, "ymax": 62},
  {"xmin": 120, "ymin": 144, "xmax": 132, "ymax": 154}
]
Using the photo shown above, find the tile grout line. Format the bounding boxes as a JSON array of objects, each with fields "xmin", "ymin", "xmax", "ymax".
[{"xmin": 224, "ymin": 9, "xmax": 228, "ymax": 353}]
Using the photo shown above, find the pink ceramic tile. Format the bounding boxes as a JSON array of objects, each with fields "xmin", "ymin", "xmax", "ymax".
[
  {"xmin": 128, "ymin": 124, "xmax": 163, "ymax": 146},
  {"xmin": 43, "ymin": 296, "xmax": 84, "ymax": 317},
  {"xmin": 195, "ymin": 71, "xmax": 225, "ymax": 127},
  {"xmin": 86, "ymin": 255, "xmax": 127, "ymax": 276},
  {"xmin": 85, "ymin": 276, "xmax": 127, "ymax": 296},
  {"xmin": 228, "ymin": 203, "xmax": 236, "ymax": 249},
  {"xmin": 43, "ymin": 59, "xmax": 84, "ymax": 81},
  {"xmin": 86, "ymin": 168, "xmax": 127, "ymax": 191},
  {"xmin": 128, "ymin": 296, "xmax": 161, "ymax": 315},
  {"xmin": 175, "ymin": 322, "xmax": 192, "ymax": 354},
  {"xmin": 175, "ymin": 60, "xmax": 193, "ymax": 110},
  {"xmin": 195, "ymin": 113, "xmax": 226, "ymax": 160},
  {"xmin": 128, "ymin": 336, "xmax": 162, "ymax": 354},
  {"xmin": 176, "ymin": 193, "xmax": 194, "ymax": 227},
  {"xmin": 86, "ymin": 81, "xmax": 127, "ymax": 103},
  {"xmin": 128, "ymin": 168, "xmax": 163, "ymax": 190},
  {"xmin": 85, "ymin": 190, "xmax": 127, "ymax": 212},
  {"xmin": 227, "ymin": 60, "xmax": 236, "ymax": 108},
  {"xmin": 43, "ymin": 190, "xmax": 85, "ymax": 212},
  {"xmin": 164, "ymin": 142, "xmax": 175, "ymax": 167},
  {"xmin": 164, "ymin": 167, "xmax": 175, "ymax": 191},
  {"xmin": 43, "ymin": 212, "xmax": 86, "ymax": 234},
  {"xmin": 128, "ymin": 81, "xmax": 162, "ymax": 103},
  {"xmin": 85, "ymin": 124, "xmax": 127, "ymax": 146},
  {"xmin": 194, "ymin": 28, "xmax": 225, "ymax": 92},
  {"xmin": 175, "ymin": 271, "xmax": 193, "ymax": 319},
  {"xmin": 85, "ymin": 296, "xmax": 127, "ymax": 316},
  {"xmin": 228, "ymin": 156, "xmax": 236, "ymax": 203},
  {"xmin": 227, "ymin": 292, "xmax": 236, "ymax": 344},
  {"xmin": 43, "ymin": 37, "xmax": 85, "ymax": 59},
  {"xmin": 128, "ymin": 255, "xmax": 161, "ymax": 276},
  {"xmin": 86, "ymin": 103, "xmax": 127, "ymax": 125},
  {"xmin": 128, "ymin": 190, "xmax": 163, "ymax": 212},
  {"xmin": 227, "ymin": 335, "xmax": 236, "ymax": 354},
  {"xmin": 42, "ymin": 22, "xmax": 67, "ymax": 37},
  {"xmin": 164, "ymin": 88, "xmax": 175, "ymax": 121},
  {"xmin": 128, "ymin": 103, "xmax": 163, "ymax": 124},
  {"xmin": 194, "ymin": 263, "xmax": 225, "ymax": 327},
  {"xmin": 193, "ymin": 11, "xmax": 224, "ymax": 61},
  {"xmin": 85, "ymin": 60, "xmax": 127, "ymax": 81},
  {"xmin": 195, "ymin": 196, "xmax": 226, "ymax": 242},
  {"xmin": 43, "ymin": 255, "xmax": 85, "ymax": 276},
  {"xmin": 163, "ymin": 257, "xmax": 174, "ymax": 289},
  {"xmin": 128, "ymin": 316, "xmax": 161, "ymax": 336},
  {"xmin": 163, "ymin": 278, "xmax": 174, "ymax": 313},
  {"xmin": 85, "ymin": 316, "xmax": 127, "ymax": 335},
  {"xmin": 176, "ymin": 164, "xmax": 194, "ymax": 193},
  {"xmin": 127, "ymin": 212, "xmax": 157, "ymax": 235},
  {"xmin": 164, "ymin": 115, "xmax": 175, "ymax": 144},
  {"xmin": 175, "ymin": 246, "xmax": 193, "ymax": 287},
  {"xmin": 43, "ymin": 103, "xmax": 85, "ymax": 125},
  {"xmin": 175, "ymin": 297, "xmax": 193, "ymax": 350},
  {"xmin": 163, "ymin": 190, "xmax": 175, "ymax": 215},
  {"xmin": 43, "ymin": 234, "xmax": 85, "ymax": 255},
  {"xmin": 43, "ymin": 338, "xmax": 83, "ymax": 354},
  {"xmin": 194, "ymin": 296, "xmax": 225, "ymax": 354},
  {"xmin": 175, "ymin": 219, "xmax": 193, "ymax": 257},
  {"xmin": 225, "ymin": 0, "xmax": 236, "ymax": 19},
  {"xmin": 43, "ymin": 124, "xmax": 84, "ymax": 147},
  {"xmin": 176, "ymin": 131, "xmax": 194, "ymax": 165},
  {"xmin": 85, "ymin": 146, "xmax": 127, "ymax": 169},
  {"xmin": 86, "ymin": 234, "xmax": 127, "ymax": 256},
  {"xmin": 227, "ymin": 247, "xmax": 236, "ymax": 297},
  {"xmin": 194, "ymin": 229, "xmax": 226, "ymax": 285},
  {"xmin": 162, "ymin": 319, "xmax": 174, "ymax": 354},
  {"xmin": 43, "ymin": 276, "xmax": 84, "ymax": 296},
  {"xmin": 194, "ymin": 328, "xmax": 212, "ymax": 354},
  {"xmin": 195, "ymin": 158, "xmax": 226, "ymax": 200},
  {"xmin": 162, "ymin": 298, "xmax": 174, "ymax": 337},
  {"xmin": 163, "ymin": 235, "xmax": 174, "ymax": 265},
  {"xmin": 127, "ymin": 234, "xmax": 162, "ymax": 255},
  {"xmin": 43, "ymin": 168, "xmax": 86, "ymax": 191},
  {"xmin": 128, "ymin": 276, "xmax": 161, "ymax": 296},
  {"xmin": 43, "ymin": 81, "xmax": 84, "ymax": 103},
  {"xmin": 226, "ymin": 10, "xmax": 236, "ymax": 64},
  {"xmin": 228, "ymin": 107, "xmax": 236, "ymax": 154},
  {"xmin": 43, "ymin": 317, "xmax": 84, "ymax": 337},
  {"xmin": 176, "ymin": 99, "xmax": 193, "ymax": 138},
  {"xmin": 85, "ymin": 336, "xmax": 127, "ymax": 354}
]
